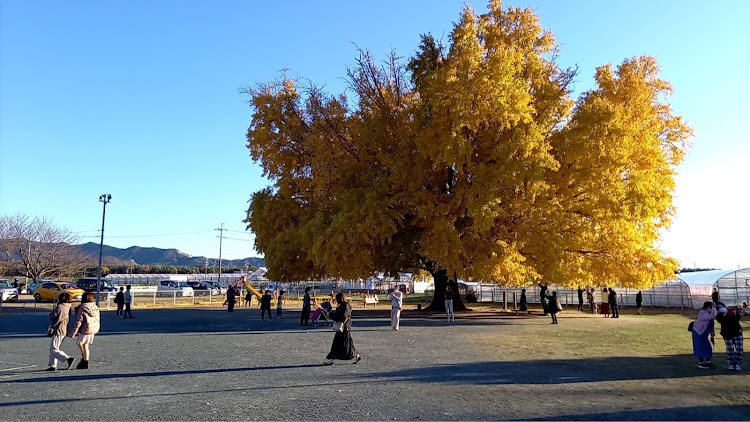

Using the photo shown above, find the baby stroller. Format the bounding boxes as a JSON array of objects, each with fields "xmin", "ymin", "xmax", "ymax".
[{"xmin": 311, "ymin": 301, "xmax": 333, "ymax": 326}]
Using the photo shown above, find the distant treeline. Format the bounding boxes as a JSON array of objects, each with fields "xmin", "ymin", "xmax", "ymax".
[{"xmin": 83, "ymin": 264, "xmax": 259, "ymax": 277}]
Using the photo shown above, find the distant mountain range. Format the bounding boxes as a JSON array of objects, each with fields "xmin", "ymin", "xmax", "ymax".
[{"xmin": 77, "ymin": 242, "xmax": 265, "ymax": 268}]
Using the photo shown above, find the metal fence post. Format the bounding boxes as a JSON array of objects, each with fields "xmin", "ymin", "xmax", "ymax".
[
  {"xmin": 503, "ymin": 291, "xmax": 507, "ymax": 311},
  {"xmin": 173, "ymin": 291, "xmax": 176, "ymax": 305},
  {"xmin": 192, "ymin": 293, "xmax": 195, "ymax": 306}
]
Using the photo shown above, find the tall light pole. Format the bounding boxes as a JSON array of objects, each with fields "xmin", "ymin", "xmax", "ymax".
[
  {"xmin": 96, "ymin": 194, "xmax": 112, "ymax": 306},
  {"xmin": 216, "ymin": 224, "xmax": 225, "ymax": 286}
]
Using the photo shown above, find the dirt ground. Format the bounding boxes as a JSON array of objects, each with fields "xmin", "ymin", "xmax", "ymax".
[{"xmin": 1, "ymin": 304, "xmax": 748, "ymax": 420}]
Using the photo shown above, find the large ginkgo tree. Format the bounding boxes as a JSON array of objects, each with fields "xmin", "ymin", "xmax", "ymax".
[{"xmin": 244, "ymin": 1, "xmax": 692, "ymax": 311}]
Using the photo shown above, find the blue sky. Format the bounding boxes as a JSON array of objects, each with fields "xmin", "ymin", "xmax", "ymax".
[{"xmin": 1, "ymin": 1, "xmax": 748, "ymax": 268}]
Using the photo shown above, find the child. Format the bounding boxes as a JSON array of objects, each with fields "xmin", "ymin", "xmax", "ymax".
[
  {"xmin": 716, "ymin": 303, "xmax": 743, "ymax": 371},
  {"xmin": 276, "ymin": 291, "xmax": 284, "ymax": 318}
]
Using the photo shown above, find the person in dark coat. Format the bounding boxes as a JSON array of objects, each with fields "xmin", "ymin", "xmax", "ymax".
[
  {"xmin": 587, "ymin": 288, "xmax": 595, "ymax": 313},
  {"xmin": 577, "ymin": 287, "xmax": 584, "ymax": 311},
  {"xmin": 711, "ymin": 288, "xmax": 719, "ymax": 306},
  {"xmin": 608, "ymin": 288, "xmax": 619, "ymax": 318},
  {"xmin": 260, "ymin": 290, "xmax": 273, "ymax": 322},
  {"xmin": 538, "ymin": 282, "xmax": 548, "ymax": 315},
  {"xmin": 301, "ymin": 287, "xmax": 312, "ymax": 326},
  {"xmin": 114, "ymin": 287, "xmax": 125, "ymax": 318},
  {"xmin": 324, "ymin": 293, "xmax": 361, "ymax": 365},
  {"xmin": 519, "ymin": 289, "xmax": 528, "ymax": 315},
  {"xmin": 226, "ymin": 286, "xmax": 236, "ymax": 312},
  {"xmin": 716, "ymin": 303, "xmax": 743, "ymax": 371},
  {"xmin": 636, "ymin": 290, "xmax": 643, "ymax": 315},
  {"xmin": 546, "ymin": 291, "xmax": 559, "ymax": 324}
]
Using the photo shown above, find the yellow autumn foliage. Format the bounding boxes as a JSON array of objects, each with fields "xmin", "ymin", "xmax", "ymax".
[{"xmin": 244, "ymin": 1, "xmax": 691, "ymax": 289}]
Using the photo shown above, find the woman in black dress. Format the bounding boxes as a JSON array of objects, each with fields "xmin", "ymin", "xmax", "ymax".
[
  {"xmin": 519, "ymin": 289, "xmax": 528, "ymax": 315},
  {"xmin": 324, "ymin": 293, "xmax": 362, "ymax": 365}
]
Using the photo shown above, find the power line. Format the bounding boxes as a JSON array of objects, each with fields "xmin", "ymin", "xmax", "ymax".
[{"xmin": 221, "ymin": 236, "xmax": 255, "ymax": 242}]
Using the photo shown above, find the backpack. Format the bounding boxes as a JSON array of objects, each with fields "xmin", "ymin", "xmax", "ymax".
[{"xmin": 687, "ymin": 321, "xmax": 695, "ymax": 332}]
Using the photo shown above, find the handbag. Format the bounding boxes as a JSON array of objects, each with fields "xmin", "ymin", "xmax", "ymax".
[{"xmin": 332, "ymin": 317, "xmax": 349, "ymax": 332}]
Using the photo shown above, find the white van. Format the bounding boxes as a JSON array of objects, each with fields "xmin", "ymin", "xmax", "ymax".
[{"xmin": 157, "ymin": 280, "xmax": 194, "ymax": 297}]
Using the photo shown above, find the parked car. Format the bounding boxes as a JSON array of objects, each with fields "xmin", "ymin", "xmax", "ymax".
[
  {"xmin": 0, "ymin": 279, "xmax": 19, "ymax": 302},
  {"xmin": 157, "ymin": 280, "xmax": 194, "ymax": 297},
  {"xmin": 22, "ymin": 282, "xmax": 39, "ymax": 295},
  {"xmin": 186, "ymin": 281, "xmax": 219, "ymax": 295},
  {"xmin": 34, "ymin": 281, "xmax": 85, "ymax": 303},
  {"xmin": 76, "ymin": 278, "xmax": 117, "ymax": 300},
  {"xmin": 387, "ymin": 284, "xmax": 411, "ymax": 295},
  {"xmin": 203, "ymin": 281, "xmax": 227, "ymax": 295}
]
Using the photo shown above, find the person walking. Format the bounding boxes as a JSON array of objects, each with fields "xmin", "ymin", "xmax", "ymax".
[
  {"xmin": 445, "ymin": 287, "xmax": 455, "ymax": 321},
  {"xmin": 587, "ymin": 288, "xmax": 595, "ymax": 313},
  {"xmin": 692, "ymin": 301, "xmax": 717, "ymax": 369},
  {"xmin": 538, "ymin": 282, "xmax": 548, "ymax": 315},
  {"xmin": 636, "ymin": 290, "xmax": 643, "ymax": 315},
  {"xmin": 324, "ymin": 292, "xmax": 361, "ymax": 365},
  {"xmin": 244, "ymin": 289, "xmax": 252, "ymax": 307},
  {"xmin": 301, "ymin": 287, "xmax": 312, "ymax": 326},
  {"xmin": 600, "ymin": 287, "xmax": 610, "ymax": 318},
  {"xmin": 390, "ymin": 287, "xmax": 403, "ymax": 330},
  {"xmin": 608, "ymin": 288, "xmax": 619, "ymax": 318},
  {"xmin": 711, "ymin": 288, "xmax": 720, "ymax": 306},
  {"xmin": 547, "ymin": 291, "xmax": 559, "ymax": 324},
  {"xmin": 114, "ymin": 287, "xmax": 125, "ymax": 318},
  {"xmin": 123, "ymin": 285, "xmax": 134, "ymax": 319},
  {"xmin": 276, "ymin": 291, "xmax": 284, "ymax": 319},
  {"xmin": 577, "ymin": 287, "xmax": 584, "ymax": 311},
  {"xmin": 260, "ymin": 290, "xmax": 273, "ymax": 322},
  {"xmin": 46, "ymin": 293, "xmax": 75, "ymax": 371},
  {"xmin": 226, "ymin": 286, "xmax": 236, "ymax": 312},
  {"xmin": 68, "ymin": 292, "xmax": 100, "ymax": 370},
  {"xmin": 519, "ymin": 288, "xmax": 528, "ymax": 316},
  {"xmin": 716, "ymin": 303, "xmax": 743, "ymax": 371}
]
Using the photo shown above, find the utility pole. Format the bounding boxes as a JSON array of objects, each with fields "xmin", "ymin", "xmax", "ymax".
[
  {"xmin": 96, "ymin": 194, "xmax": 112, "ymax": 306},
  {"xmin": 216, "ymin": 224, "xmax": 225, "ymax": 286}
]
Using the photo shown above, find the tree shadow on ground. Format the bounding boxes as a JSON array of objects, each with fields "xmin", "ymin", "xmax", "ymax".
[
  {"xmin": 525, "ymin": 404, "xmax": 750, "ymax": 421},
  {"xmin": 0, "ymin": 307, "xmax": 527, "ymax": 338},
  {"xmin": 357, "ymin": 354, "xmax": 737, "ymax": 385}
]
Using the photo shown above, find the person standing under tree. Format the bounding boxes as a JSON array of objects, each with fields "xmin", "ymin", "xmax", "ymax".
[
  {"xmin": 276, "ymin": 291, "xmax": 284, "ymax": 319},
  {"xmin": 547, "ymin": 291, "xmax": 559, "ymax": 324},
  {"xmin": 600, "ymin": 287, "xmax": 610, "ymax": 318},
  {"xmin": 608, "ymin": 288, "xmax": 619, "ymax": 318},
  {"xmin": 636, "ymin": 290, "xmax": 643, "ymax": 315},
  {"xmin": 587, "ymin": 288, "xmax": 595, "ymax": 314},
  {"xmin": 445, "ymin": 286, "xmax": 455, "ymax": 321},
  {"xmin": 538, "ymin": 282, "xmax": 548, "ymax": 315},
  {"xmin": 577, "ymin": 287, "xmax": 584, "ymax": 311},
  {"xmin": 390, "ymin": 287, "xmax": 403, "ymax": 330},
  {"xmin": 114, "ymin": 287, "xmax": 125, "ymax": 318},
  {"xmin": 300, "ymin": 287, "xmax": 312, "ymax": 326},
  {"xmin": 46, "ymin": 292, "xmax": 75, "ymax": 371},
  {"xmin": 123, "ymin": 285, "xmax": 134, "ymax": 319},
  {"xmin": 519, "ymin": 288, "xmax": 528, "ymax": 316}
]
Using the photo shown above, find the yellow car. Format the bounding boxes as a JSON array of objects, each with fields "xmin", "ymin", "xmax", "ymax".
[{"xmin": 34, "ymin": 281, "xmax": 84, "ymax": 303}]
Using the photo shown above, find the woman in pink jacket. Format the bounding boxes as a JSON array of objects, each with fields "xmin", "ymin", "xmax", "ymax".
[
  {"xmin": 68, "ymin": 292, "xmax": 101, "ymax": 369},
  {"xmin": 692, "ymin": 301, "xmax": 716, "ymax": 369}
]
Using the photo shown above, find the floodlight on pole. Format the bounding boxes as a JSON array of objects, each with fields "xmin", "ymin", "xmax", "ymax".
[{"xmin": 96, "ymin": 194, "xmax": 112, "ymax": 306}]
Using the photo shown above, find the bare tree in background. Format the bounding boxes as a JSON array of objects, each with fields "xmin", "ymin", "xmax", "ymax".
[
  {"xmin": 0, "ymin": 215, "xmax": 15, "ymax": 276},
  {"xmin": 0, "ymin": 213, "xmax": 86, "ymax": 280}
]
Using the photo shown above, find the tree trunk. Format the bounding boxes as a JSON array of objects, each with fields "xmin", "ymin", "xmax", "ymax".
[{"xmin": 424, "ymin": 267, "xmax": 469, "ymax": 312}]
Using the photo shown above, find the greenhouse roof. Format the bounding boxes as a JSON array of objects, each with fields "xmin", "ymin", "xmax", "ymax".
[{"xmin": 675, "ymin": 269, "xmax": 742, "ymax": 286}]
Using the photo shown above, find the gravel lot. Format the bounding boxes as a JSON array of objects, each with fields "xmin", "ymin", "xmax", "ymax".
[{"xmin": 1, "ymin": 305, "xmax": 748, "ymax": 421}]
